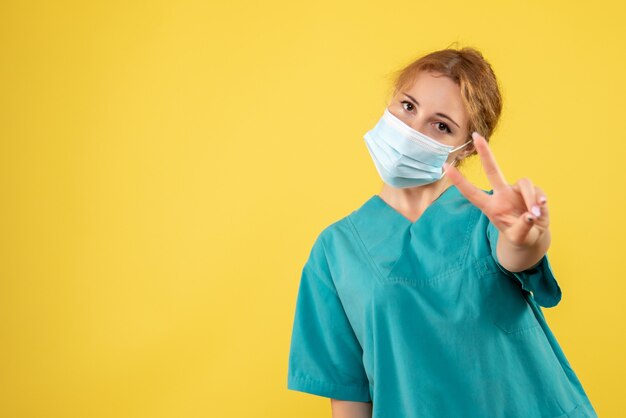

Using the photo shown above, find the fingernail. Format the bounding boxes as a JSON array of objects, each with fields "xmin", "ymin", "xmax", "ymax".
[
  {"xmin": 472, "ymin": 132, "xmax": 480, "ymax": 140},
  {"xmin": 531, "ymin": 205, "xmax": 541, "ymax": 217},
  {"xmin": 539, "ymin": 196, "xmax": 547, "ymax": 205}
]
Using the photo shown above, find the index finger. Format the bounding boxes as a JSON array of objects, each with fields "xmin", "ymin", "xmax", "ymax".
[
  {"xmin": 442, "ymin": 161, "xmax": 490, "ymax": 211},
  {"xmin": 472, "ymin": 132, "xmax": 508, "ymax": 191}
]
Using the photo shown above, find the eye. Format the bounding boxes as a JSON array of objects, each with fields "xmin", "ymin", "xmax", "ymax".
[
  {"xmin": 433, "ymin": 122, "xmax": 452, "ymax": 134},
  {"xmin": 401, "ymin": 100, "xmax": 414, "ymax": 112}
]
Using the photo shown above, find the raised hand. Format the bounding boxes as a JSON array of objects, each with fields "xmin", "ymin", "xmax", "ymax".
[{"xmin": 443, "ymin": 132, "xmax": 549, "ymax": 250}]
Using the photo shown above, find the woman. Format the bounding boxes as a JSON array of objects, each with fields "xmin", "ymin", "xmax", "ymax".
[{"xmin": 287, "ymin": 47, "xmax": 597, "ymax": 418}]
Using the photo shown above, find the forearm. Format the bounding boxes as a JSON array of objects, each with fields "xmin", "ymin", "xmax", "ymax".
[
  {"xmin": 330, "ymin": 399, "xmax": 373, "ymax": 418},
  {"xmin": 496, "ymin": 228, "xmax": 551, "ymax": 273}
]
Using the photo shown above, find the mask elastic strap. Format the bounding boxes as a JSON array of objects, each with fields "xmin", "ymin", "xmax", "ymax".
[{"xmin": 450, "ymin": 138, "xmax": 473, "ymax": 153}]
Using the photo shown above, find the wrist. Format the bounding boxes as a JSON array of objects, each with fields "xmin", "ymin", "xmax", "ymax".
[{"xmin": 496, "ymin": 228, "xmax": 551, "ymax": 272}]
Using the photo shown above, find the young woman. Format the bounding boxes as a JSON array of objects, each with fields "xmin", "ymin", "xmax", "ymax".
[{"xmin": 287, "ymin": 47, "xmax": 597, "ymax": 418}]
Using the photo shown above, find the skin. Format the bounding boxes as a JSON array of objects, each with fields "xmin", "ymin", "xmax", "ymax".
[
  {"xmin": 331, "ymin": 70, "xmax": 551, "ymax": 417},
  {"xmin": 330, "ymin": 400, "xmax": 372, "ymax": 418}
]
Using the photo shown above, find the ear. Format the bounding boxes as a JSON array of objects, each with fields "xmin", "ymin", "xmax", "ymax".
[{"xmin": 463, "ymin": 140, "xmax": 477, "ymax": 158}]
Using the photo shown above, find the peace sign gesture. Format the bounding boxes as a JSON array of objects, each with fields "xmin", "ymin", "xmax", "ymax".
[{"xmin": 443, "ymin": 132, "xmax": 549, "ymax": 249}]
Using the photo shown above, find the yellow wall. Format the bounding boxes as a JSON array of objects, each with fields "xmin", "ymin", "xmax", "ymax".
[{"xmin": 1, "ymin": 0, "xmax": 624, "ymax": 417}]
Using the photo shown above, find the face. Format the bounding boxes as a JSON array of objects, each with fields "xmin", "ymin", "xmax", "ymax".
[{"xmin": 388, "ymin": 70, "xmax": 473, "ymax": 161}]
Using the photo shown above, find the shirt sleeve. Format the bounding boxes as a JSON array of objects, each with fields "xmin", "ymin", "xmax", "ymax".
[
  {"xmin": 287, "ymin": 232, "xmax": 371, "ymax": 402},
  {"xmin": 486, "ymin": 219, "xmax": 562, "ymax": 308}
]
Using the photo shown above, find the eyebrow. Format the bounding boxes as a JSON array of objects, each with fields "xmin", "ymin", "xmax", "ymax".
[{"xmin": 402, "ymin": 93, "xmax": 461, "ymax": 129}]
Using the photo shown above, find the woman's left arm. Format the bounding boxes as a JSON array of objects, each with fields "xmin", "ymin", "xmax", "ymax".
[{"xmin": 444, "ymin": 131, "xmax": 553, "ymax": 272}]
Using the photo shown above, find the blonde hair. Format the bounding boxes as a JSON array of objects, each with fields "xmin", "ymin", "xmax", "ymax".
[{"xmin": 388, "ymin": 46, "xmax": 503, "ymax": 167}]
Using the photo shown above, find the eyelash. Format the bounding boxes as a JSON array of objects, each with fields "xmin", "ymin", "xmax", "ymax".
[{"xmin": 400, "ymin": 100, "xmax": 452, "ymax": 134}]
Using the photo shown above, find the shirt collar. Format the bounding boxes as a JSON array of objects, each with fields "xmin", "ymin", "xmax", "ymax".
[{"xmin": 346, "ymin": 185, "xmax": 473, "ymax": 279}]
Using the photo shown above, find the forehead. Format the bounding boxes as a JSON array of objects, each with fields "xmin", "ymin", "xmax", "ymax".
[{"xmin": 399, "ymin": 71, "xmax": 468, "ymax": 124}]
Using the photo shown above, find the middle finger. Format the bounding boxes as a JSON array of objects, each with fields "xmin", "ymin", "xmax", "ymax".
[{"xmin": 472, "ymin": 132, "xmax": 509, "ymax": 191}]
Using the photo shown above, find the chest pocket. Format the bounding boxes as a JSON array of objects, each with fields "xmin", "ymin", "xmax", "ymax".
[{"xmin": 477, "ymin": 256, "xmax": 541, "ymax": 335}]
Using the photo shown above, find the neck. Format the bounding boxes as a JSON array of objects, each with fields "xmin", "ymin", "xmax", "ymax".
[{"xmin": 379, "ymin": 176, "xmax": 453, "ymax": 221}]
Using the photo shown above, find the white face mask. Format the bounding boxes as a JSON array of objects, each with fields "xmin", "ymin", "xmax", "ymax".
[{"xmin": 364, "ymin": 108, "xmax": 472, "ymax": 188}]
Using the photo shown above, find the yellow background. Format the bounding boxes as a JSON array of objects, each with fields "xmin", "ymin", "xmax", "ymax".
[{"xmin": 1, "ymin": 0, "xmax": 624, "ymax": 417}]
